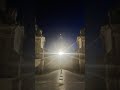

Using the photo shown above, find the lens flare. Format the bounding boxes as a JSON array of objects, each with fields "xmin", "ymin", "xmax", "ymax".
[{"xmin": 58, "ymin": 51, "xmax": 64, "ymax": 55}]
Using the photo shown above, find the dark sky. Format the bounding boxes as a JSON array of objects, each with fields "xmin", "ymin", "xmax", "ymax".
[
  {"xmin": 7, "ymin": 0, "xmax": 119, "ymax": 52},
  {"xmin": 35, "ymin": 0, "xmax": 85, "ymax": 51}
]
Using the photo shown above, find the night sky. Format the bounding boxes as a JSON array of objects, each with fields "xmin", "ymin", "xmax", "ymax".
[
  {"xmin": 35, "ymin": 1, "xmax": 85, "ymax": 51},
  {"xmin": 8, "ymin": 0, "xmax": 119, "ymax": 53}
]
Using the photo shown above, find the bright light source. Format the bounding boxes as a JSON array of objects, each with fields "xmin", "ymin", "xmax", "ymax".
[{"xmin": 58, "ymin": 51, "xmax": 64, "ymax": 55}]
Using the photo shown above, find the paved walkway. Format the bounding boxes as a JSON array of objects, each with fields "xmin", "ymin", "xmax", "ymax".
[{"xmin": 35, "ymin": 69, "xmax": 85, "ymax": 90}]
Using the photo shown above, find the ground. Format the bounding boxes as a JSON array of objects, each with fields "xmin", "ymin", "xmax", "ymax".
[{"xmin": 35, "ymin": 69, "xmax": 85, "ymax": 90}]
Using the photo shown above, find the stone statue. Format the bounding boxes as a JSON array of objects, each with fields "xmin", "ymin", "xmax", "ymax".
[
  {"xmin": 35, "ymin": 25, "xmax": 43, "ymax": 36},
  {"xmin": 0, "ymin": 8, "xmax": 17, "ymax": 24},
  {"xmin": 80, "ymin": 28, "xmax": 85, "ymax": 36}
]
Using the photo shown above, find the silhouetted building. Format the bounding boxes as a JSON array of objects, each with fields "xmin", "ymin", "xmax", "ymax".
[
  {"xmin": 100, "ymin": 9, "xmax": 120, "ymax": 90},
  {"xmin": 0, "ymin": 24, "xmax": 24, "ymax": 90},
  {"xmin": 0, "ymin": 1, "xmax": 25, "ymax": 90},
  {"xmin": 101, "ymin": 23, "xmax": 120, "ymax": 90}
]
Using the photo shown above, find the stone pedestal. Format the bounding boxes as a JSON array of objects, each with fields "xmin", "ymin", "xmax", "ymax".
[
  {"xmin": 77, "ymin": 29, "xmax": 85, "ymax": 74},
  {"xmin": 35, "ymin": 29, "xmax": 45, "ymax": 74}
]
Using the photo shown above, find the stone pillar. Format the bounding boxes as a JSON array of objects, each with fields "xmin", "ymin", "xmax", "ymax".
[
  {"xmin": 35, "ymin": 27, "xmax": 45, "ymax": 74},
  {"xmin": 77, "ymin": 28, "xmax": 85, "ymax": 74}
]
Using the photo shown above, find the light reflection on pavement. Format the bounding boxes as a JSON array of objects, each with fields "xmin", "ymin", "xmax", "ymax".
[{"xmin": 35, "ymin": 70, "xmax": 85, "ymax": 90}]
